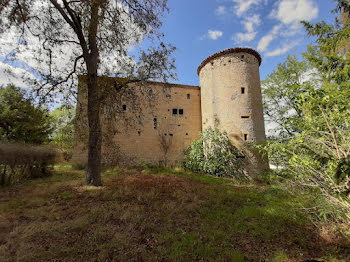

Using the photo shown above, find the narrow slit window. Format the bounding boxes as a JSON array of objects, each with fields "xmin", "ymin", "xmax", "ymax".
[
  {"xmin": 187, "ymin": 93, "xmax": 190, "ymax": 99},
  {"xmin": 179, "ymin": 109, "xmax": 184, "ymax": 115},
  {"xmin": 241, "ymin": 115, "xmax": 250, "ymax": 119},
  {"xmin": 153, "ymin": 118, "xmax": 157, "ymax": 129},
  {"xmin": 172, "ymin": 108, "xmax": 178, "ymax": 115},
  {"xmin": 138, "ymin": 131, "xmax": 141, "ymax": 136},
  {"xmin": 122, "ymin": 104, "xmax": 127, "ymax": 111},
  {"xmin": 244, "ymin": 134, "xmax": 248, "ymax": 141},
  {"xmin": 241, "ymin": 87, "xmax": 245, "ymax": 94},
  {"xmin": 169, "ymin": 133, "xmax": 173, "ymax": 137}
]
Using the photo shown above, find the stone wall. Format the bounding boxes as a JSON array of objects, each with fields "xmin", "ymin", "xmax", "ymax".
[
  {"xmin": 198, "ymin": 48, "xmax": 268, "ymax": 174},
  {"xmin": 72, "ymin": 76, "xmax": 202, "ymax": 167}
]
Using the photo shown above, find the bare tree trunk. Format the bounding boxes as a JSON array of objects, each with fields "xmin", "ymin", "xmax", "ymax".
[
  {"xmin": 86, "ymin": 71, "xmax": 102, "ymax": 186},
  {"xmin": 86, "ymin": 1, "xmax": 102, "ymax": 186}
]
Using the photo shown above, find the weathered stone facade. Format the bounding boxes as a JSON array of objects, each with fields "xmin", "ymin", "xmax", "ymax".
[{"xmin": 72, "ymin": 47, "xmax": 268, "ymax": 170}]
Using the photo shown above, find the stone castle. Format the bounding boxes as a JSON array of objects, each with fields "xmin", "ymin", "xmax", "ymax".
[{"xmin": 72, "ymin": 47, "xmax": 267, "ymax": 171}]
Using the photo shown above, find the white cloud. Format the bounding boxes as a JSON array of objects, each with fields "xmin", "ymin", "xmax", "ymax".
[
  {"xmin": 270, "ymin": 0, "xmax": 318, "ymax": 25},
  {"xmin": 234, "ymin": 14, "xmax": 260, "ymax": 43},
  {"xmin": 0, "ymin": 61, "xmax": 37, "ymax": 87},
  {"xmin": 208, "ymin": 30, "xmax": 223, "ymax": 40},
  {"xmin": 215, "ymin": 6, "xmax": 227, "ymax": 16},
  {"xmin": 265, "ymin": 41, "xmax": 299, "ymax": 57},
  {"xmin": 243, "ymin": 14, "xmax": 260, "ymax": 33},
  {"xmin": 235, "ymin": 32, "xmax": 257, "ymax": 42},
  {"xmin": 232, "ymin": 0, "xmax": 262, "ymax": 16},
  {"xmin": 257, "ymin": 24, "xmax": 282, "ymax": 52}
]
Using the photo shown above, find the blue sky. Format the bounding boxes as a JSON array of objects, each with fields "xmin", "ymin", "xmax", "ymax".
[
  {"xmin": 0, "ymin": 0, "xmax": 337, "ymax": 89},
  {"xmin": 161, "ymin": 0, "xmax": 337, "ymax": 86}
]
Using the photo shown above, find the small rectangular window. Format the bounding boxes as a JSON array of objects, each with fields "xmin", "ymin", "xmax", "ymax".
[
  {"xmin": 169, "ymin": 133, "xmax": 173, "ymax": 137},
  {"xmin": 153, "ymin": 118, "xmax": 157, "ymax": 129},
  {"xmin": 241, "ymin": 115, "xmax": 250, "ymax": 119},
  {"xmin": 244, "ymin": 134, "xmax": 248, "ymax": 141},
  {"xmin": 172, "ymin": 108, "xmax": 178, "ymax": 115},
  {"xmin": 179, "ymin": 109, "xmax": 184, "ymax": 115},
  {"xmin": 241, "ymin": 87, "xmax": 245, "ymax": 94},
  {"xmin": 187, "ymin": 93, "xmax": 190, "ymax": 99},
  {"xmin": 122, "ymin": 104, "xmax": 127, "ymax": 111}
]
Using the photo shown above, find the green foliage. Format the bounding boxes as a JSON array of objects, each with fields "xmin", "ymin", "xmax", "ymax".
[
  {"xmin": 263, "ymin": 1, "xmax": 350, "ymax": 224},
  {"xmin": 0, "ymin": 85, "xmax": 53, "ymax": 144},
  {"xmin": 50, "ymin": 106, "xmax": 75, "ymax": 160},
  {"xmin": 184, "ymin": 127, "xmax": 246, "ymax": 179},
  {"xmin": 262, "ymin": 55, "xmax": 315, "ymax": 137},
  {"xmin": 0, "ymin": 143, "xmax": 57, "ymax": 186}
]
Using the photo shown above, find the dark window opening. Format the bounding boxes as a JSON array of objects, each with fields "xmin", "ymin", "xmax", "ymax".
[
  {"xmin": 179, "ymin": 109, "xmax": 184, "ymax": 115},
  {"xmin": 153, "ymin": 118, "xmax": 157, "ymax": 129},
  {"xmin": 164, "ymin": 133, "xmax": 167, "ymax": 136},
  {"xmin": 122, "ymin": 104, "xmax": 127, "ymax": 111},
  {"xmin": 211, "ymin": 62, "xmax": 214, "ymax": 66},
  {"xmin": 138, "ymin": 131, "xmax": 141, "ymax": 136},
  {"xmin": 172, "ymin": 108, "xmax": 178, "ymax": 115},
  {"xmin": 178, "ymin": 124, "xmax": 181, "ymax": 127},
  {"xmin": 228, "ymin": 59, "xmax": 231, "ymax": 63},
  {"xmin": 241, "ymin": 115, "xmax": 250, "ymax": 119},
  {"xmin": 187, "ymin": 93, "xmax": 190, "ymax": 99},
  {"xmin": 168, "ymin": 109, "xmax": 170, "ymax": 111},
  {"xmin": 169, "ymin": 133, "xmax": 173, "ymax": 137},
  {"xmin": 244, "ymin": 134, "xmax": 248, "ymax": 141},
  {"xmin": 241, "ymin": 55, "xmax": 244, "ymax": 58},
  {"xmin": 186, "ymin": 133, "xmax": 188, "ymax": 136},
  {"xmin": 241, "ymin": 87, "xmax": 245, "ymax": 94}
]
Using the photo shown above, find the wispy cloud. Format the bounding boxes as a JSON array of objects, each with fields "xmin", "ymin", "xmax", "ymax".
[
  {"xmin": 265, "ymin": 40, "xmax": 300, "ymax": 57},
  {"xmin": 202, "ymin": 30, "xmax": 223, "ymax": 40},
  {"xmin": 234, "ymin": 14, "xmax": 261, "ymax": 43},
  {"xmin": 0, "ymin": 61, "xmax": 37, "ymax": 87},
  {"xmin": 232, "ymin": 0, "xmax": 263, "ymax": 17},
  {"xmin": 215, "ymin": 6, "xmax": 227, "ymax": 16},
  {"xmin": 257, "ymin": 24, "xmax": 281, "ymax": 52}
]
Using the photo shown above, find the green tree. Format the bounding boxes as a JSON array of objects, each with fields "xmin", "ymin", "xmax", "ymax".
[
  {"xmin": 51, "ymin": 105, "xmax": 75, "ymax": 159},
  {"xmin": 262, "ymin": 55, "xmax": 315, "ymax": 137},
  {"xmin": 263, "ymin": 0, "xmax": 350, "ymax": 221},
  {"xmin": 0, "ymin": 85, "xmax": 52, "ymax": 144},
  {"xmin": 184, "ymin": 128, "xmax": 247, "ymax": 179},
  {"xmin": 0, "ymin": 0, "xmax": 176, "ymax": 186}
]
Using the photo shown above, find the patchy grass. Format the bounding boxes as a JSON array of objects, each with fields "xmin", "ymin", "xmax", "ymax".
[{"xmin": 0, "ymin": 164, "xmax": 349, "ymax": 262}]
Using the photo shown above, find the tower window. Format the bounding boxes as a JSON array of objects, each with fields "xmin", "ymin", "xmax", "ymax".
[
  {"xmin": 241, "ymin": 87, "xmax": 245, "ymax": 94},
  {"xmin": 187, "ymin": 93, "xmax": 190, "ymax": 99},
  {"xmin": 186, "ymin": 133, "xmax": 188, "ymax": 136},
  {"xmin": 122, "ymin": 104, "xmax": 127, "ymax": 111},
  {"xmin": 172, "ymin": 108, "xmax": 178, "ymax": 115},
  {"xmin": 169, "ymin": 133, "xmax": 173, "ymax": 137},
  {"xmin": 244, "ymin": 134, "xmax": 248, "ymax": 141},
  {"xmin": 241, "ymin": 55, "xmax": 244, "ymax": 59},
  {"xmin": 179, "ymin": 109, "xmax": 184, "ymax": 115},
  {"xmin": 153, "ymin": 118, "xmax": 157, "ymax": 129},
  {"xmin": 241, "ymin": 115, "xmax": 250, "ymax": 119},
  {"xmin": 138, "ymin": 131, "xmax": 141, "ymax": 136}
]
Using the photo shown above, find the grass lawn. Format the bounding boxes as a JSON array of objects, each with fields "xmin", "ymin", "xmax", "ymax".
[{"xmin": 0, "ymin": 164, "xmax": 349, "ymax": 262}]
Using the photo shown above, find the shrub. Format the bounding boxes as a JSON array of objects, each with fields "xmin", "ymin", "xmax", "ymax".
[
  {"xmin": 0, "ymin": 143, "xmax": 57, "ymax": 186},
  {"xmin": 184, "ymin": 128, "xmax": 248, "ymax": 179}
]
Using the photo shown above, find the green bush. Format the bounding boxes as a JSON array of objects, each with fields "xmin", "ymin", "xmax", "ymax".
[
  {"xmin": 0, "ymin": 143, "xmax": 57, "ymax": 186},
  {"xmin": 183, "ymin": 128, "xmax": 247, "ymax": 179}
]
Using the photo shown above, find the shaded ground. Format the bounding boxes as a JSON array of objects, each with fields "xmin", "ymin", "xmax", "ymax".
[{"xmin": 0, "ymin": 165, "xmax": 349, "ymax": 262}]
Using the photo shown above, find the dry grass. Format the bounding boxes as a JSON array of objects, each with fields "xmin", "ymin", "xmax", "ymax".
[{"xmin": 0, "ymin": 165, "xmax": 349, "ymax": 262}]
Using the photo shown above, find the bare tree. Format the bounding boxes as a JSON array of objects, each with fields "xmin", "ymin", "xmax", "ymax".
[{"xmin": 0, "ymin": 0, "xmax": 176, "ymax": 186}]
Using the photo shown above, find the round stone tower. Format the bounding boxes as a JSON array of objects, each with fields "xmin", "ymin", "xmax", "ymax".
[{"xmin": 197, "ymin": 47, "xmax": 268, "ymax": 175}]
